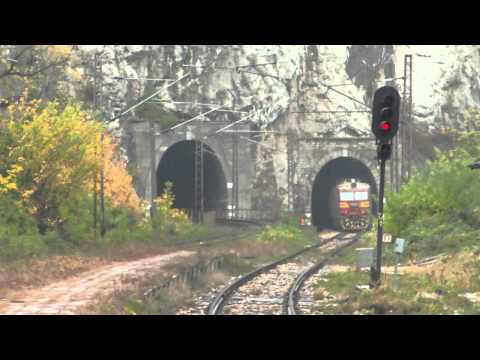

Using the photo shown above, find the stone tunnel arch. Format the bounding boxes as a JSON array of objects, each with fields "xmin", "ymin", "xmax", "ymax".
[
  {"xmin": 156, "ymin": 140, "xmax": 228, "ymax": 217},
  {"xmin": 311, "ymin": 156, "xmax": 378, "ymax": 230}
]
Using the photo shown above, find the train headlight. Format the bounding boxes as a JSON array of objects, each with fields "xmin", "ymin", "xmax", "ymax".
[
  {"xmin": 339, "ymin": 202, "xmax": 350, "ymax": 209},
  {"xmin": 359, "ymin": 201, "xmax": 370, "ymax": 208}
]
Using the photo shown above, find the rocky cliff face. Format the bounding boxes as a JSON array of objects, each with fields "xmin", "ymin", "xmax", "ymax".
[
  {"xmin": 78, "ymin": 45, "xmax": 480, "ymax": 132},
  {"xmin": 75, "ymin": 45, "xmax": 480, "ymax": 206},
  {"xmin": 395, "ymin": 45, "xmax": 480, "ymax": 130}
]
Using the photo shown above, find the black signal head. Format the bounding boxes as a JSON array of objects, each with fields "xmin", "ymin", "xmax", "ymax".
[{"xmin": 372, "ymin": 86, "xmax": 401, "ymax": 144}]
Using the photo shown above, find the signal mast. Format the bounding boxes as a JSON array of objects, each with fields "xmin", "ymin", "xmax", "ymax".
[{"xmin": 371, "ymin": 86, "xmax": 401, "ymax": 287}]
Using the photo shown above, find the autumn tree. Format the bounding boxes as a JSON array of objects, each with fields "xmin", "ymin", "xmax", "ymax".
[
  {"xmin": 0, "ymin": 97, "xmax": 141, "ymax": 237},
  {"xmin": 1, "ymin": 99, "xmax": 101, "ymax": 234},
  {"xmin": 101, "ymin": 135, "xmax": 141, "ymax": 213}
]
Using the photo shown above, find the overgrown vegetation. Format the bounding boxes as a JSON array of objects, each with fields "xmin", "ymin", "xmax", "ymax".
[
  {"xmin": 0, "ymin": 96, "xmax": 197, "ymax": 265},
  {"xmin": 314, "ymin": 248, "xmax": 480, "ymax": 314},
  {"xmin": 384, "ymin": 110, "xmax": 480, "ymax": 259}
]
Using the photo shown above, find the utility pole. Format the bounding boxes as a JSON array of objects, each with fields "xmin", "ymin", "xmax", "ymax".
[
  {"xmin": 402, "ymin": 55, "xmax": 413, "ymax": 183},
  {"xmin": 393, "ymin": 125, "xmax": 400, "ymax": 192},
  {"xmin": 149, "ymin": 118, "xmax": 157, "ymax": 220},
  {"xmin": 94, "ymin": 53, "xmax": 106, "ymax": 238},
  {"xmin": 92, "ymin": 53, "xmax": 100, "ymax": 238},
  {"xmin": 232, "ymin": 121, "xmax": 239, "ymax": 218},
  {"xmin": 287, "ymin": 130, "xmax": 295, "ymax": 213},
  {"xmin": 193, "ymin": 140, "xmax": 204, "ymax": 223},
  {"xmin": 100, "ymin": 132, "xmax": 106, "ymax": 237}
]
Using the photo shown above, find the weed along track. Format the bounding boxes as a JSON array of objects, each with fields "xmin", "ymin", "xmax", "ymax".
[
  {"xmin": 285, "ymin": 232, "xmax": 362, "ymax": 315},
  {"xmin": 207, "ymin": 231, "xmax": 357, "ymax": 315}
]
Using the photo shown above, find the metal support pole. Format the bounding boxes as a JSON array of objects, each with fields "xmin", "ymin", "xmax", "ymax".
[
  {"xmin": 149, "ymin": 118, "xmax": 157, "ymax": 220},
  {"xmin": 372, "ymin": 143, "xmax": 390, "ymax": 287},
  {"xmin": 100, "ymin": 133, "xmax": 106, "ymax": 237},
  {"xmin": 193, "ymin": 140, "xmax": 204, "ymax": 223},
  {"xmin": 390, "ymin": 93, "xmax": 401, "ymax": 192},
  {"xmin": 200, "ymin": 142, "xmax": 204, "ymax": 224},
  {"xmin": 93, "ymin": 53, "xmax": 106, "ymax": 238},
  {"xmin": 93, "ymin": 142, "xmax": 97, "ymax": 237},
  {"xmin": 401, "ymin": 59, "xmax": 407, "ymax": 185},
  {"xmin": 287, "ymin": 131, "xmax": 295, "ymax": 213},
  {"xmin": 407, "ymin": 55, "xmax": 413, "ymax": 181},
  {"xmin": 390, "ymin": 136, "xmax": 398, "ymax": 192},
  {"xmin": 232, "ymin": 125, "xmax": 239, "ymax": 218},
  {"xmin": 92, "ymin": 53, "xmax": 100, "ymax": 237},
  {"xmin": 402, "ymin": 55, "xmax": 413, "ymax": 184}
]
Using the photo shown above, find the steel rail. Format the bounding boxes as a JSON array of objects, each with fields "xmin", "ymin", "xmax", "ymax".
[
  {"xmin": 207, "ymin": 232, "xmax": 350, "ymax": 315},
  {"xmin": 285, "ymin": 232, "xmax": 363, "ymax": 315},
  {"xmin": 141, "ymin": 219, "xmax": 263, "ymax": 304}
]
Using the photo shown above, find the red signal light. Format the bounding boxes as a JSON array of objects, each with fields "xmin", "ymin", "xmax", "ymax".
[{"xmin": 379, "ymin": 121, "xmax": 391, "ymax": 132}]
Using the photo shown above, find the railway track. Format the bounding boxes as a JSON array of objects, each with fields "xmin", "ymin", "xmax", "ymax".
[
  {"xmin": 142, "ymin": 218, "xmax": 263, "ymax": 312},
  {"xmin": 285, "ymin": 232, "xmax": 362, "ymax": 315},
  {"xmin": 207, "ymin": 231, "xmax": 359, "ymax": 315}
]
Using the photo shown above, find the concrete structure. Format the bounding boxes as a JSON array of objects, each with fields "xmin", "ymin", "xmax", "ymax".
[
  {"xmin": 126, "ymin": 113, "xmax": 380, "ymax": 230},
  {"xmin": 248, "ymin": 123, "xmax": 380, "ymax": 228},
  {"xmin": 127, "ymin": 118, "xmax": 254, "ymax": 214}
]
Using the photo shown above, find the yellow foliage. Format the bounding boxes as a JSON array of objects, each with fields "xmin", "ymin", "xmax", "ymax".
[
  {"xmin": 1, "ymin": 98, "xmax": 140, "ymax": 229},
  {"xmin": 152, "ymin": 182, "xmax": 190, "ymax": 231},
  {"xmin": 5, "ymin": 183, "xmax": 17, "ymax": 190},
  {"xmin": 97, "ymin": 135, "xmax": 141, "ymax": 213}
]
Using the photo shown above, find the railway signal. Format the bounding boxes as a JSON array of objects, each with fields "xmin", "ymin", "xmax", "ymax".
[
  {"xmin": 372, "ymin": 86, "xmax": 400, "ymax": 145},
  {"xmin": 370, "ymin": 86, "xmax": 401, "ymax": 288}
]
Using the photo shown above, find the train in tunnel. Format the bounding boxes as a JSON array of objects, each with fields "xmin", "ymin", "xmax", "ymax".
[{"xmin": 328, "ymin": 179, "xmax": 371, "ymax": 232}]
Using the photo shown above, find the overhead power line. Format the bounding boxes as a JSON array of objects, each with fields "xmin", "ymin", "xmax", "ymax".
[
  {"xmin": 291, "ymin": 110, "xmax": 370, "ymax": 114},
  {"xmin": 312, "ymin": 79, "xmax": 372, "ymax": 110},
  {"xmin": 108, "ymin": 72, "xmax": 191, "ymax": 122},
  {"xmin": 161, "ymin": 106, "xmax": 224, "ymax": 133}
]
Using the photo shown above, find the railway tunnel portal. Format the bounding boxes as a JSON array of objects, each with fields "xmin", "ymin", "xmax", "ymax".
[
  {"xmin": 311, "ymin": 156, "xmax": 378, "ymax": 230},
  {"xmin": 156, "ymin": 140, "xmax": 228, "ymax": 216},
  {"xmin": 127, "ymin": 118, "xmax": 254, "ymax": 219}
]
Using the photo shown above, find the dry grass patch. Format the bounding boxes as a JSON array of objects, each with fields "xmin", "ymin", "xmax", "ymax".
[{"xmin": 312, "ymin": 248, "xmax": 480, "ymax": 315}]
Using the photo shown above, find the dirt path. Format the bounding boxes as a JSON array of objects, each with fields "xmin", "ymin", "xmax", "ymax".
[{"xmin": 0, "ymin": 250, "xmax": 195, "ymax": 315}]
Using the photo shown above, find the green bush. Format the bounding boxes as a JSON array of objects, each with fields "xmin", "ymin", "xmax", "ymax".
[
  {"xmin": 101, "ymin": 199, "xmax": 148, "ymax": 243},
  {"xmin": 399, "ymin": 214, "xmax": 480, "ymax": 257},
  {"xmin": 152, "ymin": 181, "xmax": 192, "ymax": 237},
  {"xmin": 0, "ymin": 194, "xmax": 56, "ymax": 259},
  {"xmin": 384, "ymin": 127, "xmax": 480, "ymax": 258}
]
